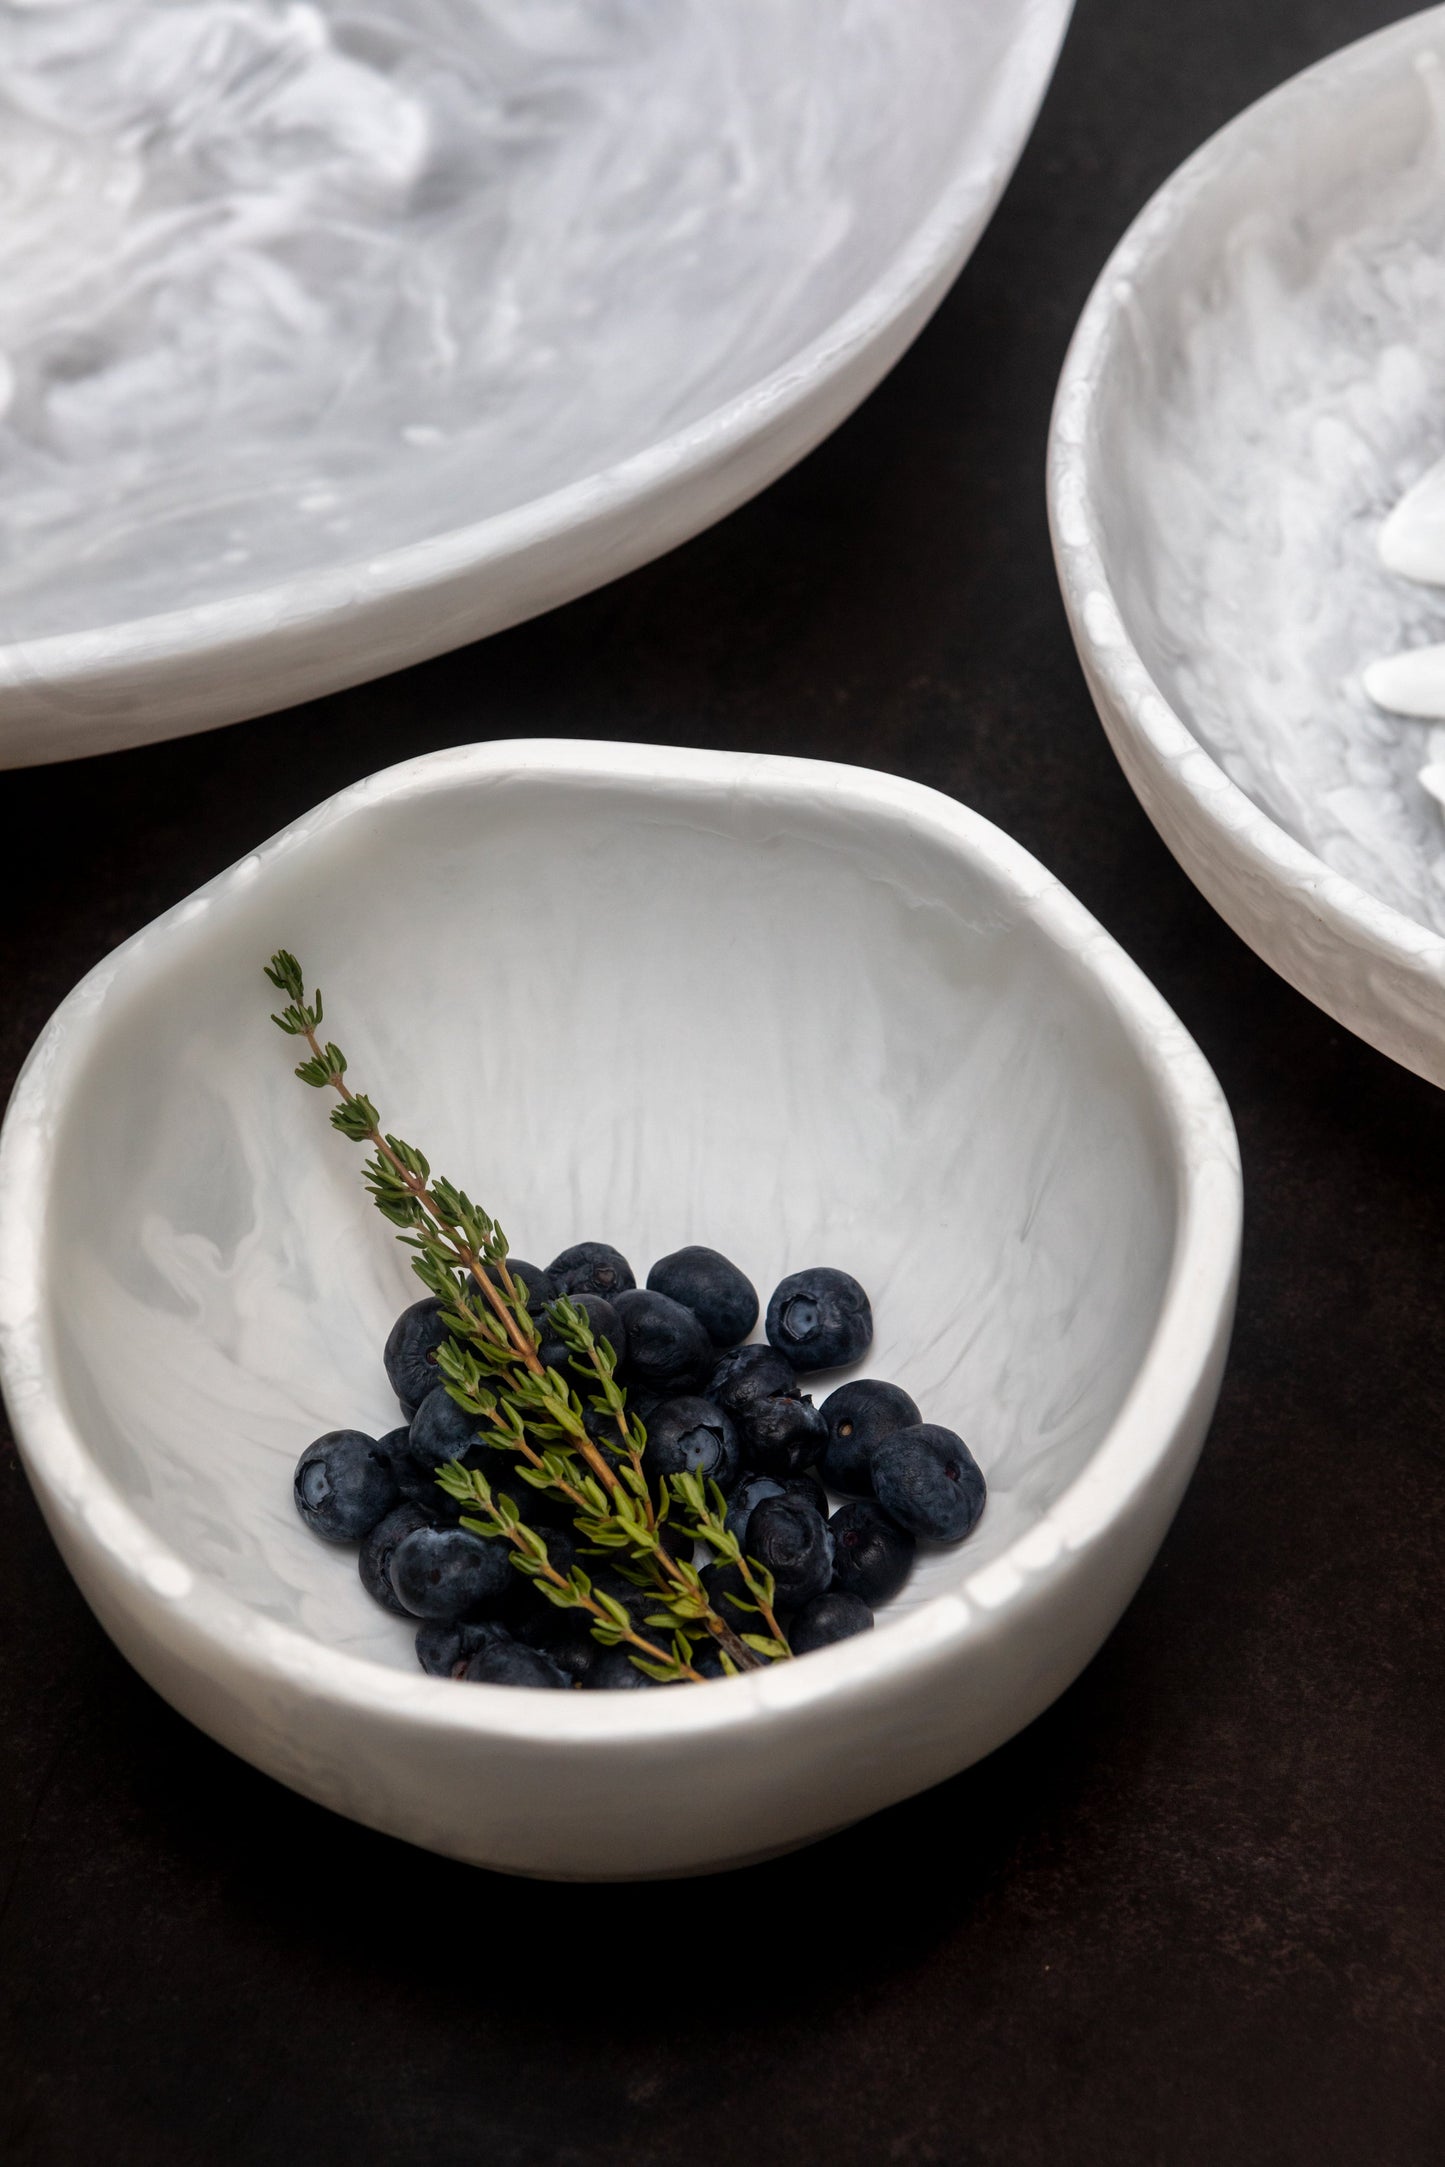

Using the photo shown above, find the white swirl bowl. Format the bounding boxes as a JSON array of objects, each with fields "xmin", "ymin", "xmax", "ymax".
[
  {"xmin": 1050, "ymin": 7, "xmax": 1445, "ymax": 1089},
  {"xmin": 0, "ymin": 741, "xmax": 1239, "ymax": 1878},
  {"xmin": 0, "ymin": 0, "xmax": 1071, "ymax": 767}
]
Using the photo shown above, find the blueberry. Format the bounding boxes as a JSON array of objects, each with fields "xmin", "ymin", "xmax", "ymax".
[
  {"xmin": 360, "ymin": 1501, "xmax": 437, "ymax": 1614},
  {"xmin": 872, "ymin": 1425, "xmax": 986, "ymax": 1543},
  {"xmin": 407, "ymin": 1386, "xmax": 513, "ymax": 1508},
  {"xmin": 740, "ymin": 1391, "xmax": 827, "ymax": 1479},
  {"xmin": 821, "ymin": 1378, "xmax": 921, "ymax": 1495},
  {"xmin": 515, "ymin": 1609, "xmax": 600, "ymax": 1685},
  {"xmin": 765, "ymin": 1268, "xmax": 873, "ymax": 1373},
  {"xmin": 548, "ymin": 1241, "xmax": 636, "ymax": 1300},
  {"xmin": 642, "ymin": 1396, "xmax": 741, "ymax": 1492},
  {"xmin": 293, "ymin": 1431, "xmax": 399, "ymax": 1542},
  {"xmin": 388, "ymin": 1523, "xmax": 513, "ymax": 1620},
  {"xmin": 707, "ymin": 1344, "xmax": 798, "ymax": 1410},
  {"xmin": 537, "ymin": 1292, "xmax": 628, "ymax": 1377},
  {"xmin": 383, "ymin": 1297, "xmax": 452, "ymax": 1413},
  {"xmin": 407, "ymin": 1387, "xmax": 483, "ymax": 1466},
  {"xmin": 744, "ymin": 1496, "xmax": 835, "ymax": 1611},
  {"xmin": 828, "ymin": 1499, "xmax": 916, "ymax": 1605},
  {"xmin": 646, "ymin": 1247, "xmax": 758, "ymax": 1349},
  {"xmin": 407, "ymin": 1384, "xmax": 486, "ymax": 1468},
  {"xmin": 790, "ymin": 1592, "xmax": 874, "ymax": 1654},
  {"xmin": 724, "ymin": 1471, "xmax": 786, "ymax": 1548},
  {"xmin": 583, "ymin": 1646, "xmax": 663, "ymax": 1690},
  {"xmin": 463, "ymin": 1639, "xmax": 573, "ymax": 1689},
  {"xmin": 415, "ymin": 1618, "xmax": 507, "ymax": 1677},
  {"xmin": 612, "ymin": 1288, "xmax": 712, "ymax": 1393}
]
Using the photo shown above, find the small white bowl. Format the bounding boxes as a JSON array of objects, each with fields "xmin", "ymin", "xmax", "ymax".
[
  {"xmin": 1050, "ymin": 8, "xmax": 1445, "ymax": 1089},
  {"xmin": 0, "ymin": 741, "xmax": 1239, "ymax": 1878},
  {"xmin": 0, "ymin": 0, "xmax": 1071, "ymax": 768}
]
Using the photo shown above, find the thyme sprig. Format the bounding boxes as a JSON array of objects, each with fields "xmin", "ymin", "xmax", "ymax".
[{"xmin": 265, "ymin": 951, "xmax": 787, "ymax": 1680}]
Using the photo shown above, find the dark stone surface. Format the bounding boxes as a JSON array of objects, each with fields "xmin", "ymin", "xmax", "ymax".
[{"xmin": 2, "ymin": 3, "xmax": 1442, "ymax": 2162}]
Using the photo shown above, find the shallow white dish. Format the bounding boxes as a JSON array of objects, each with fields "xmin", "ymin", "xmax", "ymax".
[
  {"xmin": 0, "ymin": 0, "xmax": 1071, "ymax": 769},
  {"xmin": 1050, "ymin": 7, "xmax": 1445, "ymax": 1088},
  {"xmin": 0, "ymin": 740, "xmax": 1239, "ymax": 1878}
]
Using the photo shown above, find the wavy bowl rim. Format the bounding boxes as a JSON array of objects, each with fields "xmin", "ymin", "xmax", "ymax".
[{"xmin": 0, "ymin": 738, "xmax": 1241, "ymax": 1749}]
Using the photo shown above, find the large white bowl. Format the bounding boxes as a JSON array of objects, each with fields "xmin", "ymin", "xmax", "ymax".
[
  {"xmin": 0, "ymin": 0, "xmax": 1071, "ymax": 768},
  {"xmin": 1050, "ymin": 8, "xmax": 1445, "ymax": 1088},
  {"xmin": 0, "ymin": 741, "xmax": 1239, "ymax": 1878}
]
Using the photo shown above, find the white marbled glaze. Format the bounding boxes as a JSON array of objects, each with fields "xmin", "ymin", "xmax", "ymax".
[
  {"xmin": 0, "ymin": 740, "xmax": 1240, "ymax": 1879},
  {"xmin": 1365, "ymin": 455, "xmax": 1445, "ymax": 719},
  {"xmin": 0, "ymin": 0, "xmax": 1072, "ymax": 766},
  {"xmin": 1051, "ymin": 7, "xmax": 1445, "ymax": 1087}
]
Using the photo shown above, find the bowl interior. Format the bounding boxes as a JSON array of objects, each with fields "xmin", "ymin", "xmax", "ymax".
[
  {"xmin": 38, "ymin": 758, "xmax": 1179, "ymax": 1671},
  {"xmin": 1085, "ymin": 15, "xmax": 1445, "ymax": 936},
  {"xmin": 0, "ymin": 0, "xmax": 1044, "ymax": 643}
]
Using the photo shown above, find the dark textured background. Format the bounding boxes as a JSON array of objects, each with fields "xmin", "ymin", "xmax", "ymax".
[{"xmin": 3, "ymin": 3, "xmax": 1442, "ymax": 2162}]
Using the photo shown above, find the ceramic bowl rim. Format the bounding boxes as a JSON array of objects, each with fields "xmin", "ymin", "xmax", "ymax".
[
  {"xmin": 0, "ymin": 738, "xmax": 1241, "ymax": 1748},
  {"xmin": 6, "ymin": 0, "xmax": 1074, "ymax": 687},
  {"xmin": 1048, "ymin": 5, "xmax": 1445, "ymax": 1038}
]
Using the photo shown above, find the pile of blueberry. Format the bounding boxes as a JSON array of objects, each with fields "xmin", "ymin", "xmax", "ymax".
[{"xmin": 292, "ymin": 1240, "xmax": 987, "ymax": 1689}]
